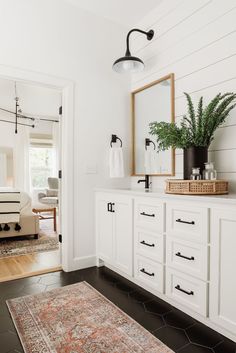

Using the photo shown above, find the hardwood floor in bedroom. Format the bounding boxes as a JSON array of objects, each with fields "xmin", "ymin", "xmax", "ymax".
[
  {"xmin": 0, "ymin": 218, "xmax": 61, "ymax": 282},
  {"xmin": 0, "ymin": 250, "xmax": 61, "ymax": 282}
]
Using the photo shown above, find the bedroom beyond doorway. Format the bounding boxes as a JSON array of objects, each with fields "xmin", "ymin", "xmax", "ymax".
[{"xmin": 0, "ymin": 77, "xmax": 62, "ymax": 282}]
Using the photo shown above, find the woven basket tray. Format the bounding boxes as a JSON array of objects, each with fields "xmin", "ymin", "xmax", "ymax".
[{"xmin": 165, "ymin": 179, "xmax": 228, "ymax": 195}]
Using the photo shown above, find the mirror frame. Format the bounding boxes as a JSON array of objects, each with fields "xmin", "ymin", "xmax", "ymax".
[{"xmin": 131, "ymin": 73, "xmax": 175, "ymax": 176}]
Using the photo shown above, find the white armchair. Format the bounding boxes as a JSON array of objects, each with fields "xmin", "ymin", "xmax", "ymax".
[{"xmin": 38, "ymin": 177, "xmax": 59, "ymax": 206}]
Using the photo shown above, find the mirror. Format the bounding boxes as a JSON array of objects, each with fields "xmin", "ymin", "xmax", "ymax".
[
  {"xmin": 131, "ymin": 73, "xmax": 175, "ymax": 176},
  {"xmin": 0, "ymin": 147, "xmax": 14, "ymax": 187}
]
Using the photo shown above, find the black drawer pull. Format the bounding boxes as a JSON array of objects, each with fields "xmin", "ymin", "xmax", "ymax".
[
  {"xmin": 176, "ymin": 218, "xmax": 195, "ymax": 225},
  {"xmin": 175, "ymin": 284, "xmax": 194, "ymax": 296},
  {"xmin": 107, "ymin": 202, "xmax": 111, "ymax": 212},
  {"xmin": 175, "ymin": 252, "xmax": 194, "ymax": 261},
  {"xmin": 140, "ymin": 268, "xmax": 155, "ymax": 277},
  {"xmin": 140, "ymin": 240, "xmax": 155, "ymax": 247},
  {"xmin": 140, "ymin": 212, "xmax": 155, "ymax": 217}
]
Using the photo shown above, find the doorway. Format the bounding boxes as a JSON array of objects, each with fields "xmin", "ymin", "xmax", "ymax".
[{"xmin": 0, "ymin": 66, "xmax": 74, "ymax": 281}]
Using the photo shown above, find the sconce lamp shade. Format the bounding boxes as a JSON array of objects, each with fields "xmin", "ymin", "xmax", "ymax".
[
  {"xmin": 113, "ymin": 29, "xmax": 154, "ymax": 74},
  {"xmin": 113, "ymin": 56, "xmax": 144, "ymax": 73}
]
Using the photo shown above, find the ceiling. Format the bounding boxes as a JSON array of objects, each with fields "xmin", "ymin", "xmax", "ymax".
[{"xmin": 64, "ymin": 0, "xmax": 163, "ymax": 26}]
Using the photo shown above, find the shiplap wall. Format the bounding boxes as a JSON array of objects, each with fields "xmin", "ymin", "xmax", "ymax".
[{"xmin": 130, "ymin": 0, "xmax": 236, "ymax": 191}]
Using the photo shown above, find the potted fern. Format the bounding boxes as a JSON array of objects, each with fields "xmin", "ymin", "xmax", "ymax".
[{"xmin": 149, "ymin": 92, "xmax": 236, "ymax": 179}]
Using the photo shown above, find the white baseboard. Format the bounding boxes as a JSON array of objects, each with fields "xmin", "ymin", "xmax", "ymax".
[{"xmin": 65, "ymin": 255, "xmax": 97, "ymax": 272}]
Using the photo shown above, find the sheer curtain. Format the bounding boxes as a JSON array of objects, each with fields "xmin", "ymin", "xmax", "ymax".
[
  {"xmin": 13, "ymin": 126, "xmax": 31, "ymax": 192},
  {"xmin": 52, "ymin": 122, "xmax": 60, "ymax": 177}
]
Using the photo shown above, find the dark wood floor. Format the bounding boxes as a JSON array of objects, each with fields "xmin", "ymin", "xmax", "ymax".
[{"xmin": 0, "ymin": 266, "xmax": 235, "ymax": 353}]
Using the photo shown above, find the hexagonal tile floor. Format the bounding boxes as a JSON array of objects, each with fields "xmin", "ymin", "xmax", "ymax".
[{"xmin": 0, "ymin": 266, "xmax": 235, "ymax": 353}]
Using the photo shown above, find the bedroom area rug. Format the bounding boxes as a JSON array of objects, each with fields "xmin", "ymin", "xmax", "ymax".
[
  {"xmin": 7, "ymin": 281, "xmax": 173, "ymax": 353},
  {"xmin": 0, "ymin": 220, "xmax": 59, "ymax": 258},
  {"xmin": 0, "ymin": 232, "xmax": 59, "ymax": 258}
]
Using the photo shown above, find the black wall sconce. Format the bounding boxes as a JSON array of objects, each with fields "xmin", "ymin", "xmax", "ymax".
[{"xmin": 113, "ymin": 28, "xmax": 154, "ymax": 74}]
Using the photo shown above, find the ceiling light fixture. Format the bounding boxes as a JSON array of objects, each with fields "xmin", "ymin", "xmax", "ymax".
[{"xmin": 112, "ymin": 28, "xmax": 154, "ymax": 74}]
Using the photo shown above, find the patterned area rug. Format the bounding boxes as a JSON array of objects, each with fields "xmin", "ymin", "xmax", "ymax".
[
  {"xmin": 0, "ymin": 217, "xmax": 59, "ymax": 258},
  {"xmin": 7, "ymin": 282, "xmax": 173, "ymax": 353},
  {"xmin": 0, "ymin": 232, "xmax": 58, "ymax": 258}
]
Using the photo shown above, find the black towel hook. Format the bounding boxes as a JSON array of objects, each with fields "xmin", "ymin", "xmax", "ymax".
[
  {"xmin": 110, "ymin": 134, "xmax": 122, "ymax": 148},
  {"xmin": 145, "ymin": 138, "xmax": 156, "ymax": 150}
]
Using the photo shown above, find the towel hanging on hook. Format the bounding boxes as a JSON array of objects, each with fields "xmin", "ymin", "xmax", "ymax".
[{"xmin": 109, "ymin": 134, "xmax": 124, "ymax": 177}]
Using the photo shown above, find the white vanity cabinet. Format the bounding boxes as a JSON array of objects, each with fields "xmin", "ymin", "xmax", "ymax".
[
  {"xmin": 96, "ymin": 192, "xmax": 133, "ymax": 276},
  {"xmin": 95, "ymin": 190, "xmax": 236, "ymax": 342},
  {"xmin": 210, "ymin": 208, "xmax": 236, "ymax": 335}
]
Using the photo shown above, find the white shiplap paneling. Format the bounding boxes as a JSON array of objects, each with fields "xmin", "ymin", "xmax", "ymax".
[{"xmin": 131, "ymin": 0, "xmax": 236, "ymax": 191}]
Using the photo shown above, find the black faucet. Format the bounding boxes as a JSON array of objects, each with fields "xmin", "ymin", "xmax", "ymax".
[{"xmin": 137, "ymin": 175, "xmax": 150, "ymax": 189}]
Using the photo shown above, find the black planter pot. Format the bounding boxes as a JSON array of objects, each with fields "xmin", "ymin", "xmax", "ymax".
[{"xmin": 183, "ymin": 146, "xmax": 208, "ymax": 180}]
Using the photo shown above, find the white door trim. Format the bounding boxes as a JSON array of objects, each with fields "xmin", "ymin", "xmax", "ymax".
[{"xmin": 0, "ymin": 64, "xmax": 75, "ymax": 272}]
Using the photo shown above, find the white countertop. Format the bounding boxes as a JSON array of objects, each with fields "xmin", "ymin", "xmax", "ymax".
[{"xmin": 95, "ymin": 187, "xmax": 236, "ymax": 206}]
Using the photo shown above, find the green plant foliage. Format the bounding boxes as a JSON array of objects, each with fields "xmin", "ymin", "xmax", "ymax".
[{"xmin": 149, "ymin": 92, "xmax": 236, "ymax": 151}]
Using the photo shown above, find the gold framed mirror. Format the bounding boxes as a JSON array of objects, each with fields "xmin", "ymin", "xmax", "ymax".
[{"xmin": 131, "ymin": 73, "xmax": 175, "ymax": 176}]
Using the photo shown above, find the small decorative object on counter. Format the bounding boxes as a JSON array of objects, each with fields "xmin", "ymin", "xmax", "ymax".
[
  {"xmin": 190, "ymin": 167, "xmax": 201, "ymax": 180},
  {"xmin": 203, "ymin": 162, "xmax": 217, "ymax": 180}
]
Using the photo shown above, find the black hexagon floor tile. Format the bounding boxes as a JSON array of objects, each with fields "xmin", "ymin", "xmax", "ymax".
[
  {"xmin": 0, "ymin": 282, "xmax": 25, "ymax": 299},
  {"xmin": 20, "ymin": 283, "xmax": 47, "ymax": 295},
  {"xmin": 132, "ymin": 311, "xmax": 165, "ymax": 332},
  {"xmin": 186, "ymin": 323, "xmax": 223, "ymax": 348},
  {"xmin": 144, "ymin": 299, "xmax": 173, "ymax": 315},
  {"xmin": 0, "ymin": 314, "xmax": 16, "ymax": 333},
  {"xmin": 39, "ymin": 275, "xmax": 61, "ymax": 286},
  {"xmin": 178, "ymin": 343, "xmax": 214, "ymax": 352},
  {"xmin": 0, "ymin": 300, "xmax": 10, "ymax": 317},
  {"xmin": 115, "ymin": 281, "xmax": 136, "ymax": 293},
  {"xmin": 16, "ymin": 275, "xmax": 41, "ymax": 285},
  {"xmin": 0, "ymin": 331, "xmax": 21, "ymax": 353},
  {"xmin": 129, "ymin": 289, "xmax": 155, "ymax": 303},
  {"xmin": 46, "ymin": 282, "xmax": 63, "ymax": 291},
  {"xmin": 164, "ymin": 309, "xmax": 196, "ymax": 329},
  {"xmin": 153, "ymin": 326, "xmax": 189, "ymax": 351},
  {"xmin": 213, "ymin": 340, "xmax": 236, "ymax": 353},
  {"xmin": 100, "ymin": 269, "xmax": 120, "ymax": 283}
]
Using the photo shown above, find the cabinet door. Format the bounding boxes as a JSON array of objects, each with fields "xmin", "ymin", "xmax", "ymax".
[
  {"xmin": 210, "ymin": 208, "xmax": 236, "ymax": 334},
  {"xmin": 113, "ymin": 195, "xmax": 133, "ymax": 276},
  {"xmin": 96, "ymin": 194, "xmax": 113, "ymax": 264}
]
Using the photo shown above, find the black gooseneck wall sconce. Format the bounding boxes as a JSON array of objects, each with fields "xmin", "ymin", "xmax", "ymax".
[{"xmin": 113, "ymin": 28, "xmax": 154, "ymax": 73}]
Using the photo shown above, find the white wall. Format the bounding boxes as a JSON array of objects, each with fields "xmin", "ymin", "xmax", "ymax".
[
  {"xmin": 131, "ymin": 0, "xmax": 236, "ymax": 191},
  {"xmin": 0, "ymin": 0, "xmax": 130, "ymax": 269}
]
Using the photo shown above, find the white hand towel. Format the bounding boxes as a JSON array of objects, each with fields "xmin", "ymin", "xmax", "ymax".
[
  {"xmin": 144, "ymin": 149, "xmax": 157, "ymax": 174},
  {"xmin": 109, "ymin": 147, "xmax": 124, "ymax": 178}
]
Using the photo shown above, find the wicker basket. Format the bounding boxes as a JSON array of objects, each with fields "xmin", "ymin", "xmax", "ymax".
[{"xmin": 165, "ymin": 179, "xmax": 228, "ymax": 195}]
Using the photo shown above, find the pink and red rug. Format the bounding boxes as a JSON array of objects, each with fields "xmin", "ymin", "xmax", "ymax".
[{"xmin": 7, "ymin": 281, "xmax": 173, "ymax": 353}]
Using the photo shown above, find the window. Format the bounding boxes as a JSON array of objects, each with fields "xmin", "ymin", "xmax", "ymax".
[{"xmin": 29, "ymin": 146, "xmax": 54, "ymax": 188}]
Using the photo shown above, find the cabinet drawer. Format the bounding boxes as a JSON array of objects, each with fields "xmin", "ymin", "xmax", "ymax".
[
  {"xmin": 135, "ymin": 228, "xmax": 164, "ymax": 263},
  {"xmin": 166, "ymin": 268, "xmax": 207, "ymax": 316},
  {"xmin": 134, "ymin": 198, "xmax": 164, "ymax": 232},
  {"xmin": 166, "ymin": 238, "xmax": 208, "ymax": 280},
  {"xmin": 134, "ymin": 255, "xmax": 164, "ymax": 293},
  {"xmin": 166, "ymin": 203, "xmax": 209, "ymax": 243}
]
